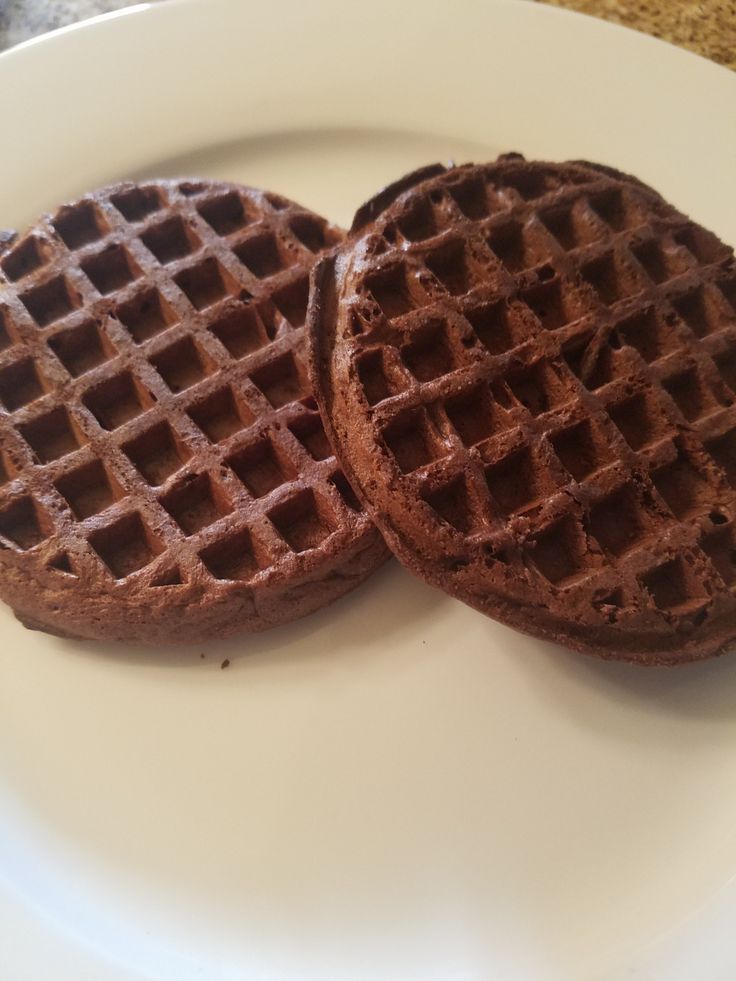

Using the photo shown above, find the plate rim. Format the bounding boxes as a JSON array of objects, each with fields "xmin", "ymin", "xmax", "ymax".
[{"xmin": 1, "ymin": 2, "xmax": 735, "ymax": 980}]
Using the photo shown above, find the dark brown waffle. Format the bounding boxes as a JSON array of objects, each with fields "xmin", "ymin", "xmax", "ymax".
[
  {"xmin": 0, "ymin": 179, "xmax": 386, "ymax": 643},
  {"xmin": 308, "ymin": 156, "xmax": 736, "ymax": 663}
]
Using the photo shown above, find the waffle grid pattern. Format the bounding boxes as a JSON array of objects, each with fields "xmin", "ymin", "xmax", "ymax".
[
  {"xmin": 339, "ymin": 162, "xmax": 736, "ymax": 631},
  {"xmin": 0, "ymin": 180, "xmax": 365, "ymax": 596}
]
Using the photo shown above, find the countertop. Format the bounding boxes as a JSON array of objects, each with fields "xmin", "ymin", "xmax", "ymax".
[{"xmin": 0, "ymin": 0, "xmax": 734, "ymax": 68}]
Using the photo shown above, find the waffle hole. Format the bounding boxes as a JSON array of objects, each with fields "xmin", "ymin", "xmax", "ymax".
[
  {"xmin": 265, "ymin": 193, "xmax": 289, "ymax": 212},
  {"xmin": 356, "ymin": 348, "xmax": 405, "ymax": 406},
  {"xmin": 289, "ymin": 214, "xmax": 327, "ymax": 252},
  {"xmin": 423, "ymin": 476, "xmax": 475, "ymax": 533},
  {"xmin": 505, "ymin": 360, "xmax": 572, "ymax": 416},
  {"xmin": 424, "ymin": 241, "xmax": 472, "ymax": 295},
  {"xmin": 580, "ymin": 253, "xmax": 632, "ymax": 305},
  {"xmin": 382, "ymin": 409, "xmax": 443, "ymax": 474},
  {"xmin": 586, "ymin": 346, "xmax": 622, "ymax": 390},
  {"xmin": 53, "ymin": 200, "xmax": 108, "ymax": 249},
  {"xmin": 485, "ymin": 220, "xmax": 530, "ymax": 273},
  {"xmin": 482, "ymin": 544, "xmax": 510, "ymax": 567},
  {"xmin": 0, "ymin": 451, "xmax": 17, "ymax": 486},
  {"xmin": 674, "ymin": 226, "xmax": 727, "ymax": 265},
  {"xmin": 150, "ymin": 566, "xmax": 183, "ymax": 587},
  {"xmin": 630, "ymin": 240, "xmax": 670, "ymax": 284},
  {"xmin": 233, "ymin": 233, "xmax": 286, "ymax": 278},
  {"xmin": 250, "ymin": 352, "xmax": 306, "ymax": 408},
  {"xmin": 288, "ymin": 413, "xmax": 332, "ymax": 461},
  {"xmin": 272, "ymin": 276, "xmax": 309, "ymax": 327},
  {"xmin": 149, "ymin": 336, "xmax": 209, "ymax": 393},
  {"xmin": 615, "ymin": 308, "xmax": 668, "ymax": 363},
  {"xmin": 83, "ymin": 371, "xmax": 152, "ymax": 430},
  {"xmin": 197, "ymin": 192, "xmax": 248, "ymax": 236},
  {"xmin": 502, "ymin": 170, "xmax": 551, "ymax": 201},
  {"xmin": 88, "ymin": 512, "xmax": 163, "ymax": 579},
  {"xmin": 401, "ymin": 320, "xmax": 455, "ymax": 382},
  {"xmin": 209, "ymin": 305, "xmax": 268, "ymax": 357},
  {"xmin": 640, "ymin": 557, "xmax": 705, "ymax": 613},
  {"xmin": 465, "ymin": 300, "xmax": 523, "ymax": 354},
  {"xmin": 329, "ymin": 470, "xmax": 362, "ymax": 512},
  {"xmin": 175, "ymin": 257, "xmax": 238, "ymax": 310},
  {"xmin": 561, "ymin": 333, "xmax": 593, "ymax": 381},
  {"xmin": 122, "ymin": 421, "xmax": 191, "ymax": 485},
  {"xmin": 527, "ymin": 515, "xmax": 585, "ymax": 586},
  {"xmin": 377, "ymin": 228, "xmax": 396, "ymax": 251},
  {"xmin": 448, "ymin": 176, "xmax": 489, "ymax": 219},
  {"xmin": 54, "ymin": 458, "xmax": 120, "ymax": 519},
  {"xmin": 716, "ymin": 274, "xmax": 736, "ymax": 314},
  {"xmin": 538, "ymin": 204, "xmax": 584, "ymax": 250},
  {"xmin": 111, "ymin": 185, "xmax": 163, "ymax": 222},
  {"xmin": 48, "ymin": 319, "xmax": 115, "ymax": 377},
  {"xmin": 593, "ymin": 588, "xmax": 625, "ymax": 622},
  {"xmin": 199, "ymin": 526, "xmax": 262, "ymax": 581},
  {"xmin": 0, "ymin": 497, "xmax": 51, "ymax": 550},
  {"xmin": 227, "ymin": 437, "xmax": 294, "ymax": 498},
  {"xmin": 1, "ymin": 236, "xmax": 50, "ymax": 281},
  {"xmin": 607, "ymin": 392, "xmax": 663, "ymax": 451},
  {"xmin": 140, "ymin": 216, "xmax": 200, "ymax": 264},
  {"xmin": 188, "ymin": 387, "xmax": 254, "ymax": 443},
  {"xmin": 444, "ymin": 386, "xmax": 496, "ymax": 446},
  {"xmin": 160, "ymin": 473, "xmax": 231, "ymax": 535},
  {"xmin": 663, "ymin": 367, "xmax": 716, "ymax": 422},
  {"xmin": 81, "ymin": 244, "xmax": 140, "ymax": 295},
  {"xmin": 705, "ymin": 428, "xmax": 736, "ymax": 488},
  {"xmin": 713, "ymin": 350, "xmax": 736, "ymax": 394},
  {"xmin": 521, "ymin": 279, "xmax": 574, "ymax": 331},
  {"xmin": 268, "ymin": 489, "xmax": 333, "ymax": 552},
  {"xmin": 551, "ymin": 419, "xmax": 610, "ymax": 481},
  {"xmin": 486, "ymin": 372, "xmax": 513, "ymax": 408},
  {"xmin": 587, "ymin": 188, "xmax": 627, "ymax": 231},
  {"xmin": 700, "ymin": 528, "xmax": 736, "ymax": 586},
  {"xmin": 47, "ymin": 552, "xmax": 76, "ymax": 576},
  {"xmin": 115, "ymin": 287, "xmax": 178, "ymax": 343},
  {"xmin": 397, "ymin": 197, "xmax": 437, "ymax": 241},
  {"xmin": 670, "ymin": 286, "xmax": 715, "ymax": 338},
  {"xmin": 365, "ymin": 265, "xmax": 416, "ymax": 319},
  {"xmin": 652, "ymin": 451, "xmax": 715, "ymax": 519},
  {"xmin": 0, "ymin": 308, "xmax": 16, "ymax": 351},
  {"xmin": 588, "ymin": 484, "xmax": 648, "ymax": 557},
  {"xmin": 20, "ymin": 275, "xmax": 80, "ymax": 327},
  {"xmin": 19, "ymin": 406, "xmax": 82, "ymax": 462},
  {"xmin": 561, "ymin": 334, "xmax": 621, "ymax": 391},
  {"xmin": 348, "ymin": 309, "xmax": 367, "ymax": 336},
  {"xmin": 0, "ymin": 357, "xmax": 45, "ymax": 410},
  {"xmin": 485, "ymin": 447, "xmax": 548, "ymax": 515}
]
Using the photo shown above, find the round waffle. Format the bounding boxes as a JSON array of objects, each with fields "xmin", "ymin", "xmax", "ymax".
[
  {"xmin": 308, "ymin": 156, "xmax": 736, "ymax": 664},
  {"xmin": 0, "ymin": 179, "xmax": 386, "ymax": 643}
]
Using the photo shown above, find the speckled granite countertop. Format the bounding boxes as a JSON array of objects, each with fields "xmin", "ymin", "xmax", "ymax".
[
  {"xmin": 543, "ymin": 0, "xmax": 735, "ymax": 69},
  {"xmin": 0, "ymin": 0, "xmax": 734, "ymax": 68}
]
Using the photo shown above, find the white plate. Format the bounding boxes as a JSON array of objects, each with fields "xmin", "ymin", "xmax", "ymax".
[{"xmin": 1, "ymin": 1, "xmax": 736, "ymax": 978}]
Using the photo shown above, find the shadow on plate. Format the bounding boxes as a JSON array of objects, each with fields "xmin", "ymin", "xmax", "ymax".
[
  {"xmin": 522, "ymin": 629, "xmax": 736, "ymax": 727},
  {"xmin": 47, "ymin": 559, "xmax": 454, "ymax": 674}
]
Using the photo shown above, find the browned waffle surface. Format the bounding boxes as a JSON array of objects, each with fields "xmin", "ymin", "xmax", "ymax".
[
  {"xmin": 0, "ymin": 179, "xmax": 386, "ymax": 643},
  {"xmin": 308, "ymin": 157, "xmax": 736, "ymax": 663}
]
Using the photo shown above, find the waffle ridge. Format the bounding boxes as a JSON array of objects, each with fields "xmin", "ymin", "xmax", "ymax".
[
  {"xmin": 309, "ymin": 156, "xmax": 736, "ymax": 663},
  {"xmin": 0, "ymin": 179, "xmax": 386, "ymax": 642}
]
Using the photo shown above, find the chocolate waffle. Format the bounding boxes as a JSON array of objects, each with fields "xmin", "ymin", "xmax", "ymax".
[
  {"xmin": 308, "ymin": 156, "xmax": 736, "ymax": 663},
  {"xmin": 0, "ymin": 179, "xmax": 386, "ymax": 643}
]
